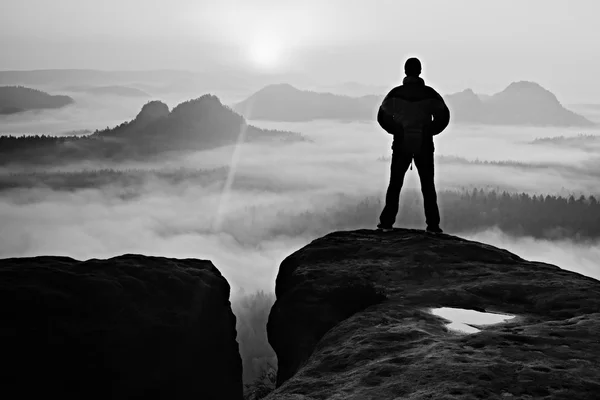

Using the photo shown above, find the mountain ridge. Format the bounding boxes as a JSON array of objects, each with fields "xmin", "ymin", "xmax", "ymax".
[
  {"xmin": 0, "ymin": 94, "xmax": 305, "ymax": 166},
  {"xmin": 0, "ymin": 85, "xmax": 74, "ymax": 114},
  {"xmin": 234, "ymin": 83, "xmax": 379, "ymax": 121},
  {"xmin": 446, "ymin": 80, "xmax": 594, "ymax": 126},
  {"xmin": 234, "ymin": 81, "xmax": 594, "ymax": 127}
]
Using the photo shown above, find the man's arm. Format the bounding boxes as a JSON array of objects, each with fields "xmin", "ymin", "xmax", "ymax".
[
  {"xmin": 377, "ymin": 91, "xmax": 402, "ymax": 135},
  {"xmin": 429, "ymin": 89, "xmax": 450, "ymax": 136}
]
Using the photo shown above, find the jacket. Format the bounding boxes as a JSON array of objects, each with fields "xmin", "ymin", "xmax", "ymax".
[{"xmin": 377, "ymin": 76, "xmax": 450, "ymax": 152}]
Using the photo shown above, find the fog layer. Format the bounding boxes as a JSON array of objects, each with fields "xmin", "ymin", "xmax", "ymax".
[{"xmin": 1, "ymin": 113, "xmax": 600, "ymax": 291}]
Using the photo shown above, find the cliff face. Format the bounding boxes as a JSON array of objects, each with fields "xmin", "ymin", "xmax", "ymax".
[
  {"xmin": 267, "ymin": 229, "xmax": 600, "ymax": 399},
  {"xmin": 0, "ymin": 254, "xmax": 243, "ymax": 400}
]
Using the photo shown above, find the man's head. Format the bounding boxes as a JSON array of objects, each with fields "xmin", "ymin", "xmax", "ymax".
[{"xmin": 404, "ymin": 58, "xmax": 422, "ymax": 77}]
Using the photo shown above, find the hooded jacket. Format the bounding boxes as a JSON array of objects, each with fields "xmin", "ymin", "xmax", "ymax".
[{"xmin": 377, "ymin": 76, "xmax": 450, "ymax": 152}]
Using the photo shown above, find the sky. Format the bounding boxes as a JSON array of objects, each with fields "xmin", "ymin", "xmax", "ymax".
[{"xmin": 1, "ymin": 0, "xmax": 599, "ymax": 102}]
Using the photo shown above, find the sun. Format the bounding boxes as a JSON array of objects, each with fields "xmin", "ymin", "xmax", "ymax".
[{"xmin": 248, "ymin": 36, "xmax": 283, "ymax": 70}]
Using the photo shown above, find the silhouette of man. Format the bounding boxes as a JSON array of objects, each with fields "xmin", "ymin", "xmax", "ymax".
[{"xmin": 377, "ymin": 57, "xmax": 450, "ymax": 233}]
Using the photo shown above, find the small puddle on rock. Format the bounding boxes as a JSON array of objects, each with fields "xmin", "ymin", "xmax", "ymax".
[{"xmin": 431, "ymin": 307, "xmax": 515, "ymax": 334}]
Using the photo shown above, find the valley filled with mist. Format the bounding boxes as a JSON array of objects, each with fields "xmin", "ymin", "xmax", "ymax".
[{"xmin": 2, "ymin": 72, "xmax": 600, "ymax": 387}]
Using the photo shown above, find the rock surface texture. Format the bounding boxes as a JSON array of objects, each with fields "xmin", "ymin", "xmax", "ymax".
[
  {"xmin": 0, "ymin": 254, "xmax": 242, "ymax": 400},
  {"xmin": 267, "ymin": 229, "xmax": 600, "ymax": 399}
]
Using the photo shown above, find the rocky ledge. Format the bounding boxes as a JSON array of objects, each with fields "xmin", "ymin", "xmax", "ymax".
[
  {"xmin": 0, "ymin": 255, "xmax": 242, "ymax": 400},
  {"xmin": 267, "ymin": 229, "xmax": 600, "ymax": 399}
]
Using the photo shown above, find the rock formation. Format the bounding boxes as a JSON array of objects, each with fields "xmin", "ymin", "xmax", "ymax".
[
  {"xmin": 98, "ymin": 94, "xmax": 303, "ymax": 148},
  {"xmin": 134, "ymin": 100, "xmax": 170, "ymax": 122},
  {"xmin": 267, "ymin": 229, "xmax": 600, "ymax": 399},
  {"xmin": 0, "ymin": 254, "xmax": 243, "ymax": 400}
]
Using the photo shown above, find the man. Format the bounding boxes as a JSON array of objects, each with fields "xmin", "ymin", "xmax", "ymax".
[{"xmin": 377, "ymin": 57, "xmax": 450, "ymax": 233}]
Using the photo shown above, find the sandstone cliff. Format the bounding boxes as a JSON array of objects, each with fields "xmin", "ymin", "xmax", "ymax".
[
  {"xmin": 0, "ymin": 254, "xmax": 243, "ymax": 400},
  {"xmin": 267, "ymin": 229, "xmax": 600, "ymax": 399}
]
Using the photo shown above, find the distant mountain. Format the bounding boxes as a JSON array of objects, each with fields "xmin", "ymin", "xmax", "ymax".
[
  {"xmin": 235, "ymin": 81, "xmax": 594, "ymax": 127},
  {"xmin": 0, "ymin": 69, "xmax": 274, "ymax": 97},
  {"xmin": 0, "ymin": 86, "xmax": 74, "ymax": 114},
  {"xmin": 443, "ymin": 89, "xmax": 485, "ymax": 123},
  {"xmin": 315, "ymin": 81, "xmax": 387, "ymax": 97},
  {"xmin": 0, "ymin": 69, "xmax": 196, "ymax": 87},
  {"xmin": 233, "ymin": 83, "xmax": 380, "ymax": 121},
  {"xmin": 445, "ymin": 81, "xmax": 594, "ymax": 127},
  {"xmin": 97, "ymin": 95, "xmax": 304, "ymax": 147},
  {"xmin": 0, "ymin": 95, "xmax": 305, "ymax": 166},
  {"xmin": 64, "ymin": 85, "xmax": 151, "ymax": 98}
]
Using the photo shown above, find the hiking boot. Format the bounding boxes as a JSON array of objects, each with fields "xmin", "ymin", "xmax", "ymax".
[
  {"xmin": 377, "ymin": 223, "xmax": 394, "ymax": 233},
  {"xmin": 426, "ymin": 225, "xmax": 443, "ymax": 234}
]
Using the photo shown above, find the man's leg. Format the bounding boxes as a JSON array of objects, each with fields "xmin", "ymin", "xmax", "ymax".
[
  {"xmin": 413, "ymin": 152, "xmax": 441, "ymax": 229},
  {"xmin": 379, "ymin": 151, "xmax": 412, "ymax": 228}
]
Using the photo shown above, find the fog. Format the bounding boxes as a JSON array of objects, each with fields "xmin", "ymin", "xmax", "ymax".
[
  {"xmin": 1, "ymin": 106, "xmax": 600, "ymax": 293},
  {"xmin": 2, "ymin": 89, "xmax": 600, "ymax": 389},
  {"xmin": 0, "ymin": 93, "xmax": 145, "ymax": 135}
]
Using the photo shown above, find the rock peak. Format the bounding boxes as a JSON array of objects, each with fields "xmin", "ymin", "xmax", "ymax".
[
  {"xmin": 267, "ymin": 229, "xmax": 600, "ymax": 398},
  {"xmin": 135, "ymin": 100, "xmax": 169, "ymax": 122},
  {"xmin": 505, "ymin": 80, "xmax": 546, "ymax": 90}
]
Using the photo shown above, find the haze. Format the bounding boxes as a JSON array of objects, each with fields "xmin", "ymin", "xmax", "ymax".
[{"xmin": 2, "ymin": 0, "xmax": 600, "ymax": 102}]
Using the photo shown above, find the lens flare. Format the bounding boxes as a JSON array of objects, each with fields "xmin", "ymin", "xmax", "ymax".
[{"xmin": 248, "ymin": 36, "xmax": 283, "ymax": 70}]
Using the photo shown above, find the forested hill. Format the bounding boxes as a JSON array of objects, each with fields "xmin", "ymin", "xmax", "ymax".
[
  {"xmin": 0, "ymin": 86, "xmax": 74, "ymax": 114},
  {"xmin": 0, "ymin": 95, "xmax": 305, "ymax": 166},
  {"xmin": 95, "ymin": 95, "xmax": 306, "ymax": 149}
]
